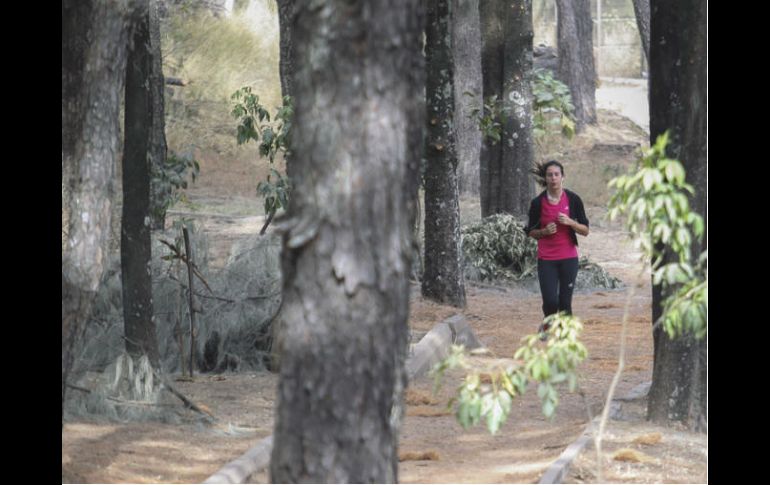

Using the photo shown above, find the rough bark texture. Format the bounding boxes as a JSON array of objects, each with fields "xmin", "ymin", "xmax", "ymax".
[
  {"xmin": 647, "ymin": 0, "xmax": 707, "ymax": 432},
  {"xmin": 480, "ymin": 0, "xmax": 534, "ymax": 219},
  {"xmin": 122, "ymin": 0, "xmax": 161, "ymax": 367},
  {"xmin": 453, "ymin": 0, "xmax": 482, "ymax": 196},
  {"xmin": 269, "ymin": 0, "xmax": 425, "ymax": 482},
  {"xmin": 632, "ymin": 0, "xmax": 651, "ymax": 64},
  {"xmin": 277, "ymin": 0, "xmax": 295, "ymax": 101},
  {"xmin": 148, "ymin": 0, "xmax": 169, "ymax": 230},
  {"xmin": 556, "ymin": 0, "xmax": 597, "ymax": 132},
  {"xmin": 62, "ymin": 0, "xmax": 134, "ymax": 425},
  {"xmin": 479, "ymin": 0, "xmax": 504, "ymax": 218},
  {"xmin": 502, "ymin": 0, "xmax": 535, "ymax": 217},
  {"xmin": 423, "ymin": 0, "xmax": 466, "ymax": 308}
]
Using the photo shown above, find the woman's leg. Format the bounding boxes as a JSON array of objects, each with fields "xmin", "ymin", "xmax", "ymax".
[
  {"xmin": 537, "ymin": 259, "xmax": 560, "ymax": 317},
  {"xmin": 557, "ymin": 257, "xmax": 579, "ymax": 315}
]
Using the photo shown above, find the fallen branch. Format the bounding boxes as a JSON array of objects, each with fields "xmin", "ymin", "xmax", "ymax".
[
  {"xmin": 155, "ymin": 370, "xmax": 217, "ymax": 422},
  {"xmin": 66, "ymin": 383, "xmax": 174, "ymax": 408}
]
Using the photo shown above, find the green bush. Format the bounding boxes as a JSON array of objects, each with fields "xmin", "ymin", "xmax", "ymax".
[{"xmin": 461, "ymin": 214, "xmax": 538, "ymax": 281}]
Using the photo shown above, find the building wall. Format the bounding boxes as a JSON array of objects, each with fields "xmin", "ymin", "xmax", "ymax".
[{"xmin": 534, "ymin": 0, "xmax": 645, "ymax": 78}]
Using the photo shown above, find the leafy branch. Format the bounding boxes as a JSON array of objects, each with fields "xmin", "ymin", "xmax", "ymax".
[
  {"xmin": 433, "ymin": 312, "xmax": 587, "ymax": 434},
  {"xmin": 607, "ymin": 131, "xmax": 707, "ymax": 339},
  {"xmin": 231, "ymin": 87, "xmax": 293, "ymax": 234}
]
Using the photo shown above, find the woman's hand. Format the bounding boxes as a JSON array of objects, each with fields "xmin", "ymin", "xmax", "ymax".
[
  {"xmin": 558, "ymin": 213, "xmax": 575, "ymax": 227},
  {"xmin": 543, "ymin": 222, "xmax": 557, "ymax": 235}
]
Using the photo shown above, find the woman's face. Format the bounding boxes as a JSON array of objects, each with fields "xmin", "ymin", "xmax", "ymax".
[{"xmin": 546, "ymin": 165, "xmax": 563, "ymax": 190}]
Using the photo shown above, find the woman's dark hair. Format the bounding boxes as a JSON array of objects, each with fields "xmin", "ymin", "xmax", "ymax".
[{"xmin": 529, "ymin": 160, "xmax": 564, "ymax": 188}]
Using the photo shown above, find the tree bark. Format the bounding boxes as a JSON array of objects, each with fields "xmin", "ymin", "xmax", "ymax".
[
  {"xmin": 148, "ymin": 0, "xmax": 170, "ymax": 230},
  {"xmin": 122, "ymin": 0, "xmax": 161, "ymax": 368},
  {"xmin": 62, "ymin": 0, "xmax": 135, "ymax": 425},
  {"xmin": 502, "ymin": 0, "xmax": 535, "ymax": 216},
  {"xmin": 479, "ymin": 0, "xmax": 505, "ymax": 218},
  {"xmin": 277, "ymin": 0, "xmax": 295, "ymax": 101},
  {"xmin": 480, "ymin": 0, "xmax": 534, "ymax": 219},
  {"xmin": 556, "ymin": 0, "xmax": 597, "ymax": 132},
  {"xmin": 423, "ymin": 0, "xmax": 466, "ymax": 308},
  {"xmin": 453, "ymin": 0, "xmax": 482, "ymax": 197},
  {"xmin": 631, "ymin": 0, "xmax": 650, "ymax": 64},
  {"xmin": 269, "ymin": 0, "xmax": 425, "ymax": 482},
  {"xmin": 647, "ymin": 0, "xmax": 707, "ymax": 432}
]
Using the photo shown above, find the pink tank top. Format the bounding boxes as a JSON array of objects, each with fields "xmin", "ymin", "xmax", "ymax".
[{"xmin": 538, "ymin": 192, "xmax": 579, "ymax": 260}]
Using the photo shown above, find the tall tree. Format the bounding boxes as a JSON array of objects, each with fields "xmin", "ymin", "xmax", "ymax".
[
  {"xmin": 454, "ymin": 0, "xmax": 483, "ymax": 197},
  {"xmin": 269, "ymin": 0, "xmax": 425, "ymax": 481},
  {"xmin": 62, "ymin": 0, "xmax": 136, "ymax": 425},
  {"xmin": 631, "ymin": 0, "xmax": 650, "ymax": 64},
  {"xmin": 647, "ymin": 0, "xmax": 707, "ymax": 431},
  {"xmin": 502, "ymin": 0, "xmax": 535, "ymax": 216},
  {"xmin": 479, "ymin": 0, "xmax": 534, "ymax": 219},
  {"xmin": 423, "ymin": 0, "xmax": 466, "ymax": 308},
  {"xmin": 556, "ymin": 0, "xmax": 597, "ymax": 132},
  {"xmin": 479, "ymin": 0, "xmax": 504, "ymax": 218},
  {"xmin": 147, "ymin": 0, "xmax": 170, "ymax": 230},
  {"xmin": 122, "ymin": 0, "xmax": 161, "ymax": 367}
]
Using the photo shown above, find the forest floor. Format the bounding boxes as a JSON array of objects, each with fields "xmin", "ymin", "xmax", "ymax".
[{"xmin": 62, "ymin": 107, "xmax": 707, "ymax": 484}]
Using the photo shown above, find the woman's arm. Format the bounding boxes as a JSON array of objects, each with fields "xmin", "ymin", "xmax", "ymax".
[{"xmin": 558, "ymin": 213, "xmax": 589, "ymax": 236}]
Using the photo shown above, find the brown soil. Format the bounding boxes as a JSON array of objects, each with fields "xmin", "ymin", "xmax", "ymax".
[{"xmin": 62, "ymin": 110, "xmax": 707, "ymax": 484}]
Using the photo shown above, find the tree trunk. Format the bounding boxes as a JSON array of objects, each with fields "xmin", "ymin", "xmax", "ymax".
[
  {"xmin": 480, "ymin": 0, "xmax": 534, "ymax": 219},
  {"xmin": 423, "ymin": 0, "xmax": 466, "ymax": 308},
  {"xmin": 62, "ymin": 0, "xmax": 134, "ymax": 426},
  {"xmin": 122, "ymin": 0, "xmax": 161, "ymax": 368},
  {"xmin": 647, "ymin": 0, "xmax": 707, "ymax": 432},
  {"xmin": 502, "ymin": 0, "xmax": 535, "ymax": 217},
  {"xmin": 269, "ymin": 0, "xmax": 425, "ymax": 482},
  {"xmin": 631, "ymin": 0, "xmax": 650, "ymax": 64},
  {"xmin": 453, "ymin": 0, "xmax": 482, "ymax": 197},
  {"xmin": 277, "ymin": 0, "xmax": 295, "ymax": 101},
  {"xmin": 556, "ymin": 0, "xmax": 597, "ymax": 132},
  {"xmin": 148, "ymin": 0, "xmax": 169, "ymax": 230},
  {"xmin": 479, "ymin": 0, "xmax": 505, "ymax": 218}
]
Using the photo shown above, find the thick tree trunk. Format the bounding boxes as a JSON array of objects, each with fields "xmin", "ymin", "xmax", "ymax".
[
  {"xmin": 631, "ymin": 0, "xmax": 650, "ymax": 64},
  {"xmin": 647, "ymin": 0, "xmax": 707, "ymax": 432},
  {"xmin": 62, "ymin": 0, "xmax": 134, "ymax": 425},
  {"xmin": 556, "ymin": 0, "xmax": 597, "ymax": 132},
  {"xmin": 269, "ymin": 0, "xmax": 425, "ymax": 482},
  {"xmin": 148, "ymin": 0, "xmax": 169, "ymax": 230},
  {"xmin": 453, "ymin": 0, "xmax": 482, "ymax": 197},
  {"xmin": 123, "ymin": 0, "xmax": 160, "ymax": 367},
  {"xmin": 479, "ymin": 0, "xmax": 505, "ymax": 218},
  {"xmin": 502, "ymin": 0, "xmax": 535, "ymax": 217},
  {"xmin": 423, "ymin": 0, "xmax": 466, "ymax": 308},
  {"xmin": 480, "ymin": 0, "xmax": 534, "ymax": 219}
]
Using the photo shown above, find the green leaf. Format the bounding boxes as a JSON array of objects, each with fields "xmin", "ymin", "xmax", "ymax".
[
  {"xmin": 543, "ymin": 398, "xmax": 555, "ymax": 418},
  {"xmin": 486, "ymin": 394, "xmax": 507, "ymax": 435}
]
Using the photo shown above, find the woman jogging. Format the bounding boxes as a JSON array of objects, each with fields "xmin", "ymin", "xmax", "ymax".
[{"xmin": 525, "ymin": 160, "xmax": 590, "ymax": 340}]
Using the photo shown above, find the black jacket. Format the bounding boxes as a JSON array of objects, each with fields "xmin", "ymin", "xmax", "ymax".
[{"xmin": 525, "ymin": 189, "xmax": 589, "ymax": 247}]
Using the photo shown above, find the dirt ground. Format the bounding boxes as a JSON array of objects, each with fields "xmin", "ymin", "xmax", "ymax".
[{"xmin": 62, "ymin": 110, "xmax": 707, "ymax": 484}]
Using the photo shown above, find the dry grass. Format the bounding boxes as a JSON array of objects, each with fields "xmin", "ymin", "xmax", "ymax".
[
  {"xmin": 612, "ymin": 448, "xmax": 657, "ymax": 464},
  {"xmin": 399, "ymin": 451, "xmax": 441, "ymax": 462},
  {"xmin": 632, "ymin": 432, "xmax": 663, "ymax": 446},
  {"xmin": 406, "ymin": 406, "xmax": 452, "ymax": 418},
  {"xmin": 405, "ymin": 388, "xmax": 440, "ymax": 406}
]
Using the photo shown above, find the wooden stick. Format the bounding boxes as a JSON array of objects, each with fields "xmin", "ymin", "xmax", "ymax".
[
  {"xmin": 183, "ymin": 226, "xmax": 196, "ymax": 379},
  {"xmin": 155, "ymin": 371, "xmax": 216, "ymax": 421}
]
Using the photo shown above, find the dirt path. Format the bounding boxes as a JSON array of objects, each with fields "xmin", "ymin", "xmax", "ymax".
[{"xmin": 63, "ymin": 214, "xmax": 706, "ymax": 484}]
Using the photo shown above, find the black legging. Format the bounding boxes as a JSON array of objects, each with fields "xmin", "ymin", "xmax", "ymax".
[{"xmin": 537, "ymin": 257, "xmax": 579, "ymax": 317}]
